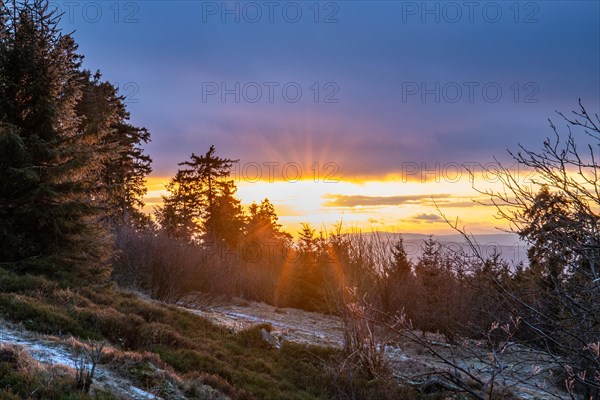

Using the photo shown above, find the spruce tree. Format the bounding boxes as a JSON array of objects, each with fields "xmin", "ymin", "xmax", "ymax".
[
  {"xmin": 246, "ymin": 198, "xmax": 291, "ymax": 245},
  {"xmin": 208, "ymin": 180, "xmax": 245, "ymax": 248},
  {"xmin": 156, "ymin": 146, "xmax": 241, "ymax": 245},
  {"xmin": 0, "ymin": 1, "xmax": 112, "ymax": 282},
  {"xmin": 156, "ymin": 168, "xmax": 202, "ymax": 241},
  {"xmin": 77, "ymin": 71, "xmax": 152, "ymax": 228},
  {"xmin": 414, "ymin": 236, "xmax": 443, "ymax": 334}
]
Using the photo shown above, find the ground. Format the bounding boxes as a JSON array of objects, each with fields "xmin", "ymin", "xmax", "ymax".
[
  {"xmin": 0, "ymin": 319, "xmax": 226, "ymax": 400},
  {"xmin": 181, "ymin": 296, "xmax": 569, "ymax": 400},
  {"xmin": 0, "ymin": 292, "xmax": 569, "ymax": 400}
]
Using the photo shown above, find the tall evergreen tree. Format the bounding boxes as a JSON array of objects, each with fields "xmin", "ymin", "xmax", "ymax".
[
  {"xmin": 208, "ymin": 180, "xmax": 245, "ymax": 248},
  {"xmin": 76, "ymin": 71, "xmax": 152, "ymax": 228},
  {"xmin": 156, "ymin": 146, "xmax": 241, "ymax": 245},
  {"xmin": 156, "ymin": 168, "xmax": 202, "ymax": 241},
  {"xmin": 0, "ymin": 1, "xmax": 113, "ymax": 281}
]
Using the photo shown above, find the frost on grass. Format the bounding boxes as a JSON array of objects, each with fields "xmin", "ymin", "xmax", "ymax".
[
  {"xmin": 0, "ymin": 321, "xmax": 164, "ymax": 399},
  {"xmin": 182, "ymin": 298, "xmax": 568, "ymax": 400}
]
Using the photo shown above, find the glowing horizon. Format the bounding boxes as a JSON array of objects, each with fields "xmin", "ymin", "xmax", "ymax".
[{"xmin": 143, "ymin": 172, "xmax": 512, "ymax": 237}]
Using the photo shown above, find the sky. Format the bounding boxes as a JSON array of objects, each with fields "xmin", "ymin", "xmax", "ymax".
[{"xmin": 54, "ymin": 0, "xmax": 600, "ymax": 235}]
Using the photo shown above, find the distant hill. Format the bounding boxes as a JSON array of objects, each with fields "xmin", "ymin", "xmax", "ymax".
[{"xmin": 357, "ymin": 231, "xmax": 529, "ymax": 266}]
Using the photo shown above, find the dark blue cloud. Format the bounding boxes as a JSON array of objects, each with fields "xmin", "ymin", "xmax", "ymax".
[{"xmin": 57, "ymin": 0, "xmax": 600, "ymax": 177}]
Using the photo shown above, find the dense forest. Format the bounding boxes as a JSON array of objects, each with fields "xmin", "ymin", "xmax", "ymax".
[{"xmin": 0, "ymin": 1, "xmax": 599, "ymax": 399}]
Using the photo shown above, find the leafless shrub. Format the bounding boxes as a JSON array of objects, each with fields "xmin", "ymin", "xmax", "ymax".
[
  {"xmin": 433, "ymin": 100, "xmax": 600, "ymax": 399},
  {"xmin": 69, "ymin": 337, "xmax": 105, "ymax": 394},
  {"xmin": 334, "ymin": 287, "xmax": 393, "ymax": 380},
  {"xmin": 113, "ymin": 226, "xmax": 206, "ymax": 302},
  {"xmin": 386, "ymin": 310, "xmax": 566, "ymax": 399}
]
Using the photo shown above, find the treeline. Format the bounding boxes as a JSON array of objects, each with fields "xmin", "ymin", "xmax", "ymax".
[
  {"xmin": 112, "ymin": 108, "xmax": 600, "ymax": 397},
  {"xmin": 111, "ymin": 144, "xmax": 520, "ymax": 345}
]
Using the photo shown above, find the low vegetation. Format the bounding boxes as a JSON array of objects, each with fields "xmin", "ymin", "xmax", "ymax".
[
  {"xmin": 0, "ymin": 343, "xmax": 115, "ymax": 400},
  {"xmin": 0, "ymin": 267, "xmax": 434, "ymax": 399}
]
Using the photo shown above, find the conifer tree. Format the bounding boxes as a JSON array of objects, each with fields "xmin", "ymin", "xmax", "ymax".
[
  {"xmin": 378, "ymin": 238, "xmax": 413, "ymax": 314},
  {"xmin": 156, "ymin": 146, "xmax": 241, "ymax": 245},
  {"xmin": 208, "ymin": 180, "xmax": 245, "ymax": 248},
  {"xmin": 76, "ymin": 71, "xmax": 152, "ymax": 228},
  {"xmin": 246, "ymin": 198, "xmax": 291, "ymax": 245},
  {"xmin": 281, "ymin": 224, "xmax": 331, "ymax": 311},
  {"xmin": 414, "ymin": 236, "xmax": 444, "ymax": 333},
  {"xmin": 0, "ymin": 1, "xmax": 150, "ymax": 282},
  {"xmin": 156, "ymin": 168, "xmax": 202, "ymax": 241}
]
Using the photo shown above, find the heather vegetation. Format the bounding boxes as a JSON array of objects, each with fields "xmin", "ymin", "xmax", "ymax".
[{"xmin": 0, "ymin": 1, "xmax": 598, "ymax": 399}]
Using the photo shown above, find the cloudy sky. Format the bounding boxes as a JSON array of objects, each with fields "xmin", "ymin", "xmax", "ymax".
[{"xmin": 56, "ymin": 0, "xmax": 600, "ymax": 234}]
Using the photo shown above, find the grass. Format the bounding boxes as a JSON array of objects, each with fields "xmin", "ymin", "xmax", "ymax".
[
  {"xmin": 0, "ymin": 267, "xmax": 449, "ymax": 399},
  {"xmin": 0, "ymin": 344, "xmax": 116, "ymax": 400}
]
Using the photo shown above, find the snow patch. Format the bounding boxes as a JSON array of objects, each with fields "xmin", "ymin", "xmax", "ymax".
[
  {"xmin": 0, "ymin": 321, "xmax": 164, "ymax": 400},
  {"xmin": 0, "ymin": 326, "xmax": 75, "ymax": 368},
  {"xmin": 130, "ymin": 386, "xmax": 159, "ymax": 399}
]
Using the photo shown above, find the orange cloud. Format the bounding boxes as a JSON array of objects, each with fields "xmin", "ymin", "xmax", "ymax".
[{"xmin": 322, "ymin": 193, "xmax": 451, "ymax": 208}]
